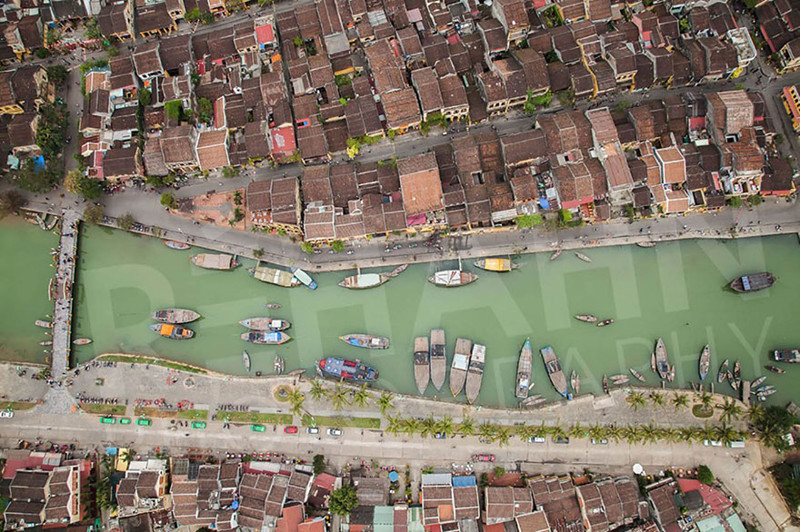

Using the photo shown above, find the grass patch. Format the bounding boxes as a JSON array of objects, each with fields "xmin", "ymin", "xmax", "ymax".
[
  {"xmin": 692, "ymin": 405, "xmax": 714, "ymax": 418},
  {"xmin": 217, "ymin": 411, "xmax": 293, "ymax": 424},
  {"xmin": 135, "ymin": 407, "xmax": 208, "ymax": 420},
  {"xmin": 97, "ymin": 354, "xmax": 208, "ymax": 374},
  {"xmin": 302, "ymin": 414, "xmax": 381, "ymax": 429},
  {"xmin": 80, "ymin": 404, "xmax": 126, "ymax": 416},
  {"xmin": 0, "ymin": 401, "xmax": 37, "ymax": 411}
]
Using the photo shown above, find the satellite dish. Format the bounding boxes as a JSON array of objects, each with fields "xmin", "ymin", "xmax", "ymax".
[{"xmin": 632, "ymin": 463, "xmax": 644, "ymax": 475}]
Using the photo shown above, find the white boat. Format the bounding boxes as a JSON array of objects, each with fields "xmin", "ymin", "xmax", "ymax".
[{"xmin": 290, "ymin": 267, "xmax": 317, "ymax": 290}]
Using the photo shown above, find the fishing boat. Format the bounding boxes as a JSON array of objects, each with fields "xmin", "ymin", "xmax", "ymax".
[
  {"xmin": 752, "ymin": 376, "xmax": 767, "ymax": 388},
  {"xmin": 190, "ymin": 254, "xmax": 239, "ymax": 270},
  {"xmin": 629, "ymin": 368, "xmax": 646, "ymax": 382},
  {"xmin": 757, "ymin": 389, "xmax": 777, "ymax": 400},
  {"xmin": 290, "ymin": 267, "xmax": 317, "ymax": 290},
  {"xmin": 73, "ymin": 338, "xmax": 92, "ymax": 345},
  {"xmin": 34, "ymin": 319, "xmax": 52, "ymax": 328},
  {"xmin": 428, "ymin": 269, "xmax": 479, "ymax": 287},
  {"xmin": 340, "ymin": 334, "xmax": 390, "ymax": 349},
  {"xmin": 515, "ymin": 338, "xmax": 533, "ymax": 399},
  {"xmin": 650, "ymin": 353, "xmax": 656, "ymax": 372},
  {"xmin": 240, "ymin": 331, "xmax": 291, "ymax": 345},
  {"xmin": 474, "ymin": 257, "xmax": 517, "ymax": 272},
  {"xmin": 152, "ymin": 308, "xmax": 200, "ymax": 324},
  {"xmin": 317, "ymin": 357, "xmax": 378, "ymax": 382},
  {"xmin": 698, "ymin": 345, "xmax": 710, "ymax": 381},
  {"xmin": 340, "ymin": 272, "xmax": 391, "ymax": 289},
  {"xmin": 150, "ymin": 323, "xmax": 194, "ymax": 339},
  {"xmin": 765, "ymin": 365, "xmax": 785, "ymax": 374},
  {"xmin": 574, "ymin": 314, "xmax": 597, "ymax": 323},
  {"xmin": 274, "ymin": 355, "xmax": 284, "ymax": 375},
  {"xmin": 540, "ymin": 346, "xmax": 571, "ymax": 399},
  {"xmin": 636, "ymin": 241, "xmax": 656, "ymax": 248},
  {"xmin": 163, "ymin": 240, "xmax": 191, "ymax": 250},
  {"xmin": 550, "ymin": 249, "xmax": 562, "ymax": 261},
  {"xmin": 265, "ymin": 302, "xmax": 281, "ymax": 309},
  {"xmin": 756, "ymin": 385, "xmax": 775, "ymax": 393},
  {"xmin": 430, "ymin": 329, "xmax": 447, "ymax": 391},
  {"xmin": 610, "ymin": 375, "xmax": 630, "ymax": 385},
  {"xmin": 602, "ymin": 374, "xmax": 609, "ymax": 394},
  {"xmin": 596, "ymin": 319, "xmax": 614, "ymax": 327},
  {"xmin": 575, "ymin": 252, "xmax": 592, "ymax": 263},
  {"xmin": 242, "ymin": 351, "xmax": 251, "ymax": 372},
  {"xmin": 39, "ymin": 340, "xmax": 52, "ymax": 346},
  {"xmin": 732, "ymin": 361, "xmax": 742, "ymax": 388},
  {"xmin": 240, "ymin": 317, "xmax": 291, "ymax": 331},
  {"xmin": 413, "ymin": 337, "xmax": 430, "ymax": 395},
  {"xmin": 449, "ymin": 338, "xmax": 472, "ymax": 397},
  {"xmin": 520, "ymin": 395, "xmax": 546, "ymax": 407},
  {"xmin": 570, "ymin": 370, "xmax": 580, "ymax": 395},
  {"xmin": 717, "ymin": 359, "xmax": 729, "ymax": 382},
  {"xmin": 249, "ymin": 265, "xmax": 300, "ymax": 287},
  {"xmin": 465, "ymin": 343, "xmax": 486, "ymax": 404},
  {"xmin": 729, "ymin": 272, "xmax": 775, "ymax": 293},
  {"xmin": 654, "ymin": 338, "xmax": 669, "ymax": 380},
  {"xmin": 773, "ymin": 349, "xmax": 800, "ymax": 363}
]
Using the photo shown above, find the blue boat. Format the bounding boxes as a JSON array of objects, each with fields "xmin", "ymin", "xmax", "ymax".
[
  {"xmin": 240, "ymin": 331, "xmax": 291, "ymax": 345},
  {"xmin": 317, "ymin": 357, "xmax": 378, "ymax": 382},
  {"xmin": 290, "ymin": 267, "xmax": 317, "ymax": 290}
]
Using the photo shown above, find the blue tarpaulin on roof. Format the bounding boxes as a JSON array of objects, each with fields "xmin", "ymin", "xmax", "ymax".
[
  {"xmin": 539, "ymin": 198, "xmax": 550, "ymax": 209},
  {"xmin": 452, "ymin": 475, "xmax": 476, "ymax": 487},
  {"xmin": 106, "ymin": 447, "xmax": 118, "ymax": 455},
  {"xmin": 388, "ymin": 471, "xmax": 399, "ymax": 482}
]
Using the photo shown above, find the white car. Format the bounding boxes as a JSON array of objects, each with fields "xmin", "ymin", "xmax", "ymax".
[
  {"xmin": 0, "ymin": 410, "xmax": 14, "ymax": 418},
  {"xmin": 528, "ymin": 437, "xmax": 546, "ymax": 443},
  {"xmin": 307, "ymin": 427, "xmax": 320, "ymax": 434},
  {"xmin": 327, "ymin": 428, "xmax": 343, "ymax": 436}
]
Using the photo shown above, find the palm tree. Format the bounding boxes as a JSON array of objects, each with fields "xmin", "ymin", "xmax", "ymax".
[
  {"xmin": 672, "ymin": 392, "xmax": 689, "ymax": 411},
  {"xmin": 377, "ymin": 392, "xmax": 395, "ymax": 417},
  {"xmin": 385, "ymin": 415, "xmax": 403, "ymax": 435},
  {"xmin": 550, "ymin": 425, "xmax": 567, "ymax": 441},
  {"xmin": 435, "ymin": 415, "xmax": 454, "ymax": 437},
  {"xmin": 533, "ymin": 422, "xmax": 550, "ymax": 438},
  {"xmin": 568, "ymin": 422, "xmax": 588, "ymax": 439},
  {"xmin": 478, "ymin": 422, "xmax": 497, "ymax": 441},
  {"xmin": 698, "ymin": 423, "xmax": 715, "ymax": 443},
  {"xmin": 648, "ymin": 391, "xmax": 665, "ymax": 409},
  {"xmin": 458, "ymin": 417, "xmax": 476, "ymax": 437},
  {"xmin": 351, "ymin": 385, "xmax": 370, "ymax": 409},
  {"xmin": 626, "ymin": 391, "xmax": 646, "ymax": 411},
  {"xmin": 402, "ymin": 417, "xmax": 421, "ymax": 436},
  {"xmin": 623, "ymin": 425, "xmax": 643, "ymax": 445},
  {"xmin": 712, "ymin": 423, "xmax": 738, "ymax": 445},
  {"xmin": 717, "ymin": 398, "xmax": 744, "ymax": 423},
  {"xmin": 309, "ymin": 379, "xmax": 328, "ymax": 401},
  {"xmin": 747, "ymin": 403, "xmax": 765, "ymax": 423},
  {"xmin": 287, "ymin": 388, "xmax": 305, "ymax": 416},
  {"xmin": 678, "ymin": 427, "xmax": 697, "ymax": 443},
  {"xmin": 330, "ymin": 384, "xmax": 350, "ymax": 411},
  {"xmin": 495, "ymin": 426, "xmax": 512, "ymax": 447},
  {"xmin": 640, "ymin": 424, "xmax": 659, "ymax": 444},
  {"xmin": 588, "ymin": 424, "xmax": 607, "ymax": 442},
  {"xmin": 515, "ymin": 424, "xmax": 535, "ymax": 440},
  {"xmin": 606, "ymin": 425, "xmax": 623, "ymax": 443},
  {"xmin": 698, "ymin": 391, "xmax": 714, "ymax": 411},
  {"xmin": 420, "ymin": 417, "xmax": 437, "ymax": 438},
  {"xmin": 121, "ymin": 448, "xmax": 135, "ymax": 464},
  {"xmin": 663, "ymin": 427, "xmax": 683, "ymax": 444}
]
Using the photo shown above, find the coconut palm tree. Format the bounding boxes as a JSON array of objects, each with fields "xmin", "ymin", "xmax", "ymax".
[
  {"xmin": 350, "ymin": 385, "xmax": 370, "ymax": 409},
  {"xmin": 712, "ymin": 423, "xmax": 738, "ymax": 445},
  {"xmin": 747, "ymin": 403, "xmax": 765, "ymax": 423},
  {"xmin": 568, "ymin": 422, "xmax": 588, "ymax": 439},
  {"xmin": 662, "ymin": 427, "xmax": 683, "ymax": 444},
  {"xmin": 385, "ymin": 415, "xmax": 403, "ymax": 435},
  {"xmin": 435, "ymin": 415, "xmax": 454, "ymax": 438},
  {"xmin": 717, "ymin": 398, "xmax": 744, "ymax": 423},
  {"xmin": 672, "ymin": 392, "xmax": 689, "ymax": 411},
  {"xmin": 698, "ymin": 391, "xmax": 714, "ymax": 411},
  {"xmin": 330, "ymin": 384, "xmax": 350, "ymax": 411},
  {"xmin": 626, "ymin": 391, "xmax": 646, "ymax": 411},
  {"xmin": 515, "ymin": 424, "xmax": 535, "ymax": 440},
  {"xmin": 377, "ymin": 392, "xmax": 395, "ymax": 417},
  {"xmin": 533, "ymin": 422, "xmax": 551, "ymax": 438},
  {"xmin": 287, "ymin": 388, "xmax": 305, "ymax": 416},
  {"xmin": 420, "ymin": 417, "xmax": 438, "ymax": 439},
  {"xmin": 640, "ymin": 424, "xmax": 659, "ymax": 444},
  {"xmin": 458, "ymin": 417, "xmax": 476, "ymax": 437},
  {"xmin": 587, "ymin": 424, "xmax": 607, "ymax": 442},
  {"xmin": 698, "ymin": 423, "xmax": 715, "ymax": 443},
  {"xmin": 648, "ymin": 391, "xmax": 665, "ymax": 409},
  {"xmin": 478, "ymin": 422, "xmax": 497, "ymax": 441},
  {"xmin": 623, "ymin": 425, "xmax": 643, "ymax": 444},
  {"xmin": 606, "ymin": 425, "xmax": 623, "ymax": 443},
  {"xmin": 309, "ymin": 379, "xmax": 328, "ymax": 401},
  {"xmin": 402, "ymin": 417, "xmax": 421, "ymax": 436},
  {"xmin": 495, "ymin": 426, "xmax": 512, "ymax": 447},
  {"xmin": 550, "ymin": 425, "xmax": 568, "ymax": 442},
  {"xmin": 678, "ymin": 426, "xmax": 697, "ymax": 443}
]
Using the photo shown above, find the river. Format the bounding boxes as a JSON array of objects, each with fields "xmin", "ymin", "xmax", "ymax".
[{"xmin": 3, "ymin": 219, "xmax": 800, "ymax": 408}]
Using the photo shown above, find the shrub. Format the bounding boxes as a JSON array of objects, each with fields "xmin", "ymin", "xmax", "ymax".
[
  {"xmin": 728, "ymin": 196, "xmax": 744, "ymax": 208},
  {"xmin": 116, "ymin": 213, "xmax": 136, "ymax": 231},
  {"xmin": 313, "ymin": 454, "xmax": 325, "ymax": 475},
  {"xmin": 160, "ymin": 192, "xmax": 178, "ymax": 209},
  {"xmin": 697, "ymin": 465, "xmax": 714, "ymax": 485},
  {"xmin": 301, "ymin": 242, "xmax": 314, "ymax": 254},
  {"xmin": 516, "ymin": 214, "xmax": 543, "ymax": 228},
  {"xmin": 331, "ymin": 240, "xmax": 345, "ymax": 253}
]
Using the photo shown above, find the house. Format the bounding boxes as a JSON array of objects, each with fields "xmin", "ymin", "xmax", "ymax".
[
  {"xmin": 646, "ymin": 479, "xmax": 682, "ymax": 530},
  {"xmin": 411, "ymin": 67, "xmax": 443, "ymax": 120},
  {"xmin": 588, "ymin": 60, "xmax": 617, "ymax": 97},
  {"xmin": 116, "ymin": 460, "xmax": 169, "ymax": 517},
  {"xmin": 4, "ymin": 466, "xmax": 81, "ymax": 529},
  {"xmin": 132, "ymin": 42, "xmax": 164, "ymax": 82},
  {"xmin": 159, "ymin": 34, "xmax": 193, "ymax": 76},
  {"xmin": 477, "ymin": 71, "xmax": 508, "ymax": 115},
  {"xmin": 364, "ymin": 39, "xmax": 406, "ymax": 93},
  {"xmin": 5, "ymin": 16, "xmax": 43, "ymax": 58},
  {"xmin": 781, "ymin": 85, "xmax": 800, "ymax": 133},
  {"xmin": 97, "ymin": 1, "xmax": 134, "ymax": 40},
  {"xmin": 108, "ymin": 53, "xmax": 138, "ymax": 103},
  {"xmin": 575, "ymin": 477, "xmax": 646, "ymax": 531},
  {"xmin": 110, "ymin": 106, "xmax": 138, "ymax": 141},
  {"xmin": 513, "ymin": 48, "xmax": 550, "ymax": 97},
  {"xmin": 196, "ymin": 130, "xmax": 230, "ymax": 170},
  {"xmin": 247, "ymin": 177, "xmax": 302, "ymax": 234},
  {"xmin": 500, "ymin": 129, "xmax": 548, "ymax": 173},
  {"xmin": 605, "ymin": 43, "xmax": 637, "ymax": 85},
  {"xmin": 0, "ymin": 65, "xmax": 52, "ymax": 115},
  {"xmin": 420, "ymin": 474, "xmax": 480, "ymax": 528},
  {"xmin": 136, "ymin": 3, "xmax": 176, "ymax": 39},
  {"xmin": 706, "ymin": 90, "xmax": 754, "ymax": 142},
  {"xmin": 477, "ymin": 18, "xmax": 508, "ymax": 57},
  {"xmin": 654, "ymin": 145, "xmax": 686, "ymax": 185},
  {"xmin": 162, "ymin": 75, "xmax": 192, "ymax": 109},
  {"xmin": 382, "ymin": 88, "xmax": 422, "ymax": 132},
  {"xmin": 491, "ymin": 0, "xmax": 529, "ymax": 45},
  {"xmin": 398, "ymin": 153, "xmax": 445, "ymax": 226},
  {"xmin": 483, "ymin": 486, "xmax": 534, "ymax": 525},
  {"xmin": 103, "ymin": 146, "xmax": 142, "ymax": 181},
  {"xmin": 9, "ymin": 112, "xmax": 39, "ymax": 156},
  {"xmin": 160, "ymin": 124, "xmax": 198, "ymax": 171},
  {"xmin": 492, "ymin": 57, "xmax": 528, "ymax": 108},
  {"xmin": 586, "ymin": 108, "xmax": 633, "ymax": 201},
  {"xmin": 439, "ymin": 75, "xmax": 469, "ymax": 121}
]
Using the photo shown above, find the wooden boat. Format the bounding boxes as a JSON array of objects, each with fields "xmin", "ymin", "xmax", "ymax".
[
  {"xmin": 757, "ymin": 389, "xmax": 777, "ymax": 400},
  {"xmin": 650, "ymin": 352, "xmax": 656, "ymax": 372},
  {"xmin": 773, "ymin": 350, "xmax": 800, "ymax": 363},
  {"xmin": 541, "ymin": 346, "xmax": 571, "ymax": 399},
  {"xmin": 751, "ymin": 376, "xmax": 767, "ymax": 388},
  {"xmin": 596, "ymin": 319, "xmax": 614, "ymax": 327},
  {"xmin": 575, "ymin": 252, "xmax": 592, "ymax": 263},
  {"xmin": 290, "ymin": 266, "xmax": 317, "ymax": 290},
  {"xmin": 150, "ymin": 323, "xmax": 194, "ymax": 339},
  {"xmin": 240, "ymin": 331, "xmax": 291, "ymax": 345},
  {"xmin": 413, "ymin": 336, "xmax": 430, "ymax": 395},
  {"xmin": 474, "ymin": 257, "xmax": 517, "ymax": 272},
  {"xmin": 729, "ymin": 272, "xmax": 775, "ymax": 293},
  {"xmin": 515, "ymin": 338, "xmax": 533, "ymax": 399},
  {"xmin": 163, "ymin": 240, "xmax": 190, "ymax": 250},
  {"xmin": 574, "ymin": 314, "xmax": 597, "ymax": 323},
  {"xmin": 756, "ymin": 385, "xmax": 775, "ymax": 393},
  {"xmin": 465, "ymin": 343, "xmax": 486, "ymax": 404},
  {"xmin": 190, "ymin": 254, "xmax": 239, "ymax": 270},
  {"xmin": 35, "ymin": 319, "xmax": 53, "ymax": 328},
  {"xmin": 698, "ymin": 345, "xmax": 711, "ymax": 381},
  {"xmin": 274, "ymin": 355, "xmax": 284, "ymax": 375},
  {"xmin": 429, "ymin": 329, "xmax": 447, "ymax": 391},
  {"xmin": 636, "ymin": 241, "xmax": 656, "ymax": 248},
  {"xmin": 667, "ymin": 365, "xmax": 675, "ymax": 382},
  {"xmin": 570, "ymin": 370, "xmax": 580, "ymax": 395},
  {"xmin": 550, "ymin": 249, "xmax": 562, "ymax": 261},
  {"xmin": 611, "ymin": 375, "xmax": 630, "ymax": 385},
  {"xmin": 629, "ymin": 368, "xmax": 646, "ymax": 382},
  {"xmin": 249, "ymin": 265, "xmax": 300, "ymax": 287},
  {"xmin": 520, "ymin": 395, "xmax": 546, "ymax": 407},
  {"xmin": 602, "ymin": 374, "xmax": 609, "ymax": 394},
  {"xmin": 654, "ymin": 338, "xmax": 669, "ymax": 380},
  {"xmin": 428, "ymin": 269, "xmax": 479, "ymax": 287},
  {"xmin": 39, "ymin": 340, "xmax": 53, "ymax": 346},
  {"xmin": 340, "ymin": 334, "xmax": 389, "ymax": 349},
  {"xmin": 265, "ymin": 302, "xmax": 281, "ymax": 309},
  {"xmin": 240, "ymin": 317, "xmax": 291, "ymax": 331},
  {"xmin": 317, "ymin": 357, "xmax": 378, "ymax": 382},
  {"xmin": 73, "ymin": 338, "xmax": 92, "ymax": 345},
  {"xmin": 732, "ymin": 360, "xmax": 741, "ymax": 387},
  {"xmin": 340, "ymin": 272, "xmax": 391, "ymax": 289},
  {"xmin": 152, "ymin": 308, "xmax": 200, "ymax": 324},
  {"xmin": 450, "ymin": 337, "xmax": 472, "ymax": 397},
  {"xmin": 765, "ymin": 365, "xmax": 785, "ymax": 374},
  {"xmin": 242, "ymin": 350, "xmax": 251, "ymax": 372},
  {"xmin": 717, "ymin": 359, "xmax": 729, "ymax": 383},
  {"xmin": 388, "ymin": 264, "xmax": 408, "ymax": 277}
]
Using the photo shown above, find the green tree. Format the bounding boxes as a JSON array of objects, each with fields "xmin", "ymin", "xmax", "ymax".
[
  {"xmin": 698, "ymin": 391, "xmax": 714, "ymax": 411},
  {"xmin": 77, "ymin": 175, "xmax": 103, "ymax": 201},
  {"xmin": 46, "ymin": 65, "xmax": 68, "ymax": 86},
  {"xmin": 385, "ymin": 415, "xmax": 402, "ymax": 435},
  {"xmin": 309, "ymin": 379, "xmax": 327, "ymax": 401},
  {"xmin": 478, "ymin": 422, "xmax": 497, "ymax": 441},
  {"xmin": 329, "ymin": 484, "xmax": 359, "ymax": 516},
  {"xmin": 458, "ymin": 417, "xmax": 476, "ymax": 437},
  {"xmin": 287, "ymin": 388, "xmax": 305, "ymax": 416},
  {"xmin": 185, "ymin": 7, "xmax": 202, "ymax": 22},
  {"xmin": 36, "ymin": 103, "xmax": 69, "ymax": 159},
  {"xmin": 402, "ymin": 417, "xmax": 421, "ymax": 436},
  {"xmin": 83, "ymin": 204, "xmax": 104, "ymax": 225},
  {"xmin": 165, "ymin": 100, "xmax": 183, "ymax": 121},
  {"xmin": 516, "ymin": 214, "xmax": 543, "ymax": 229},
  {"xmin": 747, "ymin": 194, "xmax": 763, "ymax": 206},
  {"xmin": 524, "ymin": 89, "xmax": 552, "ymax": 114},
  {"xmin": 330, "ymin": 384, "xmax": 350, "ymax": 411},
  {"xmin": 85, "ymin": 18, "xmax": 103, "ymax": 40},
  {"xmin": 697, "ymin": 465, "xmax": 714, "ymax": 485},
  {"xmin": 116, "ymin": 213, "xmax": 136, "ymax": 231},
  {"xmin": 301, "ymin": 241, "xmax": 314, "ymax": 254},
  {"xmin": 350, "ymin": 385, "xmax": 370, "ymax": 408},
  {"xmin": 420, "ymin": 416, "xmax": 436, "ymax": 438},
  {"xmin": 313, "ymin": 454, "xmax": 326, "ymax": 475},
  {"xmin": 0, "ymin": 189, "xmax": 26, "ymax": 218},
  {"xmin": 253, "ymin": 248, "xmax": 264, "ymax": 258},
  {"xmin": 35, "ymin": 47, "xmax": 51, "ymax": 59},
  {"xmin": 160, "ymin": 192, "xmax": 178, "ymax": 209},
  {"xmin": 196, "ymin": 97, "xmax": 214, "ymax": 124},
  {"xmin": 493, "ymin": 466, "xmax": 506, "ymax": 477},
  {"xmin": 672, "ymin": 392, "xmax": 689, "ymax": 411},
  {"xmin": 335, "ymin": 74, "xmax": 352, "ymax": 87},
  {"xmin": 558, "ymin": 209, "xmax": 573, "ymax": 224},
  {"xmin": 293, "ymin": 36, "xmax": 303, "ymax": 47},
  {"xmin": 435, "ymin": 415, "xmax": 454, "ymax": 437},
  {"xmin": 138, "ymin": 88, "xmax": 152, "ymax": 106},
  {"xmin": 728, "ymin": 196, "xmax": 744, "ymax": 208},
  {"xmin": 222, "ymin": 166, "xmax": 240, "ymax": 178},
  {"xmin": 648, "ymin": 391, "xmax": 665, "ymax": 409},
  {"xmin": 751, "ymin": 405, "xmax": 796, "ymax": 451},
  {"xmin": 626, "ymin": 391, "xmax": 646, "ymax": 411},
  {"xmin": 717, "ymin": 398, "xmax": 744, "ymax": 423},
  {"xmin": 331, "ymin": 239, "xmax": 345, "ymax": 253},
  {"xmin": 377, "ymin": 392, "xmax": 394, "ymax": 416}
]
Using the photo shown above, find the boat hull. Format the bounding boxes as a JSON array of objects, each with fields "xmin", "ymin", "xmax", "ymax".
[
  {"xmin": 773, "ymin": 349, "xmax": 800, "ymax": 363},
  {"xmin": 698, "ymin": 345, "xmax": 710, "ymax": 381},
  {"xmin": 474, "ymin": 257, "xmax": 516, "ymax": 272},
  {"xmin": 242, "ymin": 351, "xmax": 251, "ymax": 372},
  {"xmin": 413, "ymin": 337, "xmax": 430, "ymax": 394},
  {"xmin": 240, "ymin": 317, "xmax": 291, "ymax": 331},
  {"xmin": 729, "ymin": 272, "xmax": 775, "ymax": 293},
  {"xmin": 465, "ymin": 344, "xmax": 486, "ymax": 404},
  {"xmin": 428, "ymin": 270, "xmax": 479, "ymax": 287},
  {"xmin": 250, "ymin": 266, "xmax": 299, "ymax": 287},
  {"xmin": 515, "ymin": 338, "xmax": 533, "ymax": 399},
  {"xmin": 450, "ymin": 337, "xmax": 471, "ymax": 396},
  {"xmin": 430, "ymin": 329, "xmax": 446, "ymax": 391},
  {"xmin": 152, "ymin": 308, "xmax": 200, "ymax": 324},
  {"xmin": 150, "ymin": 323, "xmax": 194, "ymax": 339},
  {"xmin": 163, "ymin": 240, "xmax": 191, "ymax": 250},
  {"xmin": 240, "ymin": 331, "xmax": 291, "ymax": 345},
  {"xmin": 339, "ymin": 273, "xmax": 389, "ymax": 289},
  {"xmin": 317, "ymin": 357, "xmax": 378, "ymax": 382},
  {"xmin": 340, "ymin": 334, "xmax": 389, "ymax": 349},
  {"xmin": 541, "ymin": 346, "xmax": 570, "ymax": 399},
  {"xmin": 654, "ymin": 338, "xmax": 669, "ymax": 380},
  {"xmin": 190, "ymin": 254, "xmax": 238, "ymax": 270}
]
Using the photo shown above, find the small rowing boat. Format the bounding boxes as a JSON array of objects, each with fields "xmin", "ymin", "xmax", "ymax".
[
  {"xmin": 729, "ymin": 272, "xmax": 775, "ymax": 293},
  {"xmin": 629, "ymin": 368, "xmax": 646, "ymax": 382},
  {"xmin": 575, "ymin": 314, "xmax": 597, "ymax": 323},
  {"xmin": 751, "ymin": 376, "xmax": 767, "ymax": 388},
  {"xmin": 636, "ymin": 241, "xmax": 656, "ymax": 248},
  {"xmin": 242, "ymin": 350, "xmax": 251, "ymax": 372},
  {"xmin": 550, "ymin": 249, "xmax": 562, "ymax": 261},
  {"xmin": 163, "ymin": 240, "xmax": 191, "ymax": 250},
  {"xmin": 654, "ymin": 338, "xmax": 669, "ymax": 380},
  {"xmin": 520, "ymin": 395, "xmax": 546, "ymax": 408},
  {"xmin": 596, "ymin": 319, "xmax": 614, "ymax": 327},
  {"xmin": 732, "ymin": 360, "xmax": 741, "ymax": 389},
  {"xmin": 340, "ymin": 334, "xmax": 389, "ymax": 349},
  {"xmin": 240, "ymin": 317, "xmax": 291, "ymax": 331},
  {"xmin": 575, "ymin": 252, "xmax": 592, "ymax": 263},
  {"xmin": 73, "ymin": 338, "xmax": 92, "ymax": 345},
  {"xmin": 698, "ymin": 345, "xmax": 710, "ymax": 381},
  {"xmin": 667, "ymin": 365, "xmax": 675, "ymax": 382},
  {"xmin": 430, "ymin": 329, "xmax": 447, "ymax": 391},
  {"xmin": 35, "ymin": 319, "xmax": 53, "ymax": 328},
  {"xmin": 570, "ymin": 370, "xmax": 580, "ymax": 395},
  {"xmin": 717, "ymin": 359, "xmax": 729, "ymax": 383},
  {"xmin": 465, "ymin": 343, "xmax": 486, "ymax": 404},
  {"xmin": 265, "ymin": 302, "xmax": 281, "ymax": 309},
  {"xmin": 765, "ymin": 365, "xmax": 785, "ymax": 374},
  {"xmin": 39, "ymin": 340, "xmax": 52, "ymax": 346},
  {"xmin": 450, "ymin": 337, "xmax": 471, "ymax": 397},
  {"xmin": 602, "ymin": 374, "xmax": 609, "ymax": 394},
  {"xmin": 274, "ymin": 355, "xmax": 284, "ymax": 375},
  {"xmin": 541, "ymin": 346, "xmax": 571, "ymax": 400},
  {"xmin": 290, "ymin": 266, "xmax": 317, "ymax": 290},
  {"xmin": 650, "ymin": 352, "xmax": 656, "ymax": 372}
]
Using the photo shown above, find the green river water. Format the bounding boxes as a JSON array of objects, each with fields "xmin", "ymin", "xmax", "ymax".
[{"xmin": 3, "ymin": 219, "xmax": 800, "ymax": 408}]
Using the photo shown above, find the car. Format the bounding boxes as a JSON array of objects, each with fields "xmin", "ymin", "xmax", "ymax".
[
  {"xmin": 100, "ymin": 416, "xmax": 116, "ymax": 424},
  {"xmin": 119, "ymin": 417, "xmax": 132, "ymax": 425},
  {"xmin": 284, "ymin": 426, "xmax": 299, "ymax": 434},
  {"xmin": 307, "ymin": 427, "xmax": 320, "ymax": 434},
  {"xmin": 553, "ymin": 436, "xmax": 570, "ymax": 445},
  {"xmin": 434, "ymin": 432, "xmax": 447, "ymax": 439},
  {"xmin": 590, "ymin": 438, "xmax": 608, "ymax": 445},
  {"xmin": 136, "ymin": 418, "xmax": 152, "ymax": 426},
  {"xmin": 528, "ymin": 436, "xmax": 546, "ymax": 443},
  {"xmin": 473, "ymin": 454, "xmax": 495, "ymax": 462},
  {"xmin": 251, "ymin": 424, "xmax": 266, "ymax": 432},
  {"xmin": 703, "ymin": 439, "xmax": 723, "ymax": 447},
  {"xmin": 327, "ymin": 428, "xmax": 343, "ymax": 436},
  {"xmin": 191, "ymin": 421, "xmax": 207, "ymax": 429},
  {"xmin": 0, "ymin": 410, "xmax": 13, "ymax": 419}
]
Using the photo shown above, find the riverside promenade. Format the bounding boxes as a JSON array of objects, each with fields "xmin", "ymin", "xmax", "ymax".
[{"xmin": 50, "ymin": 210, "xmax": 79, "ymax": 379}]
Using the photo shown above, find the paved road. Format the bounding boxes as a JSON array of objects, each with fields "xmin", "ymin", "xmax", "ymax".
[{"xmin": 49, "ymin": 210, "xmax": 79, "ymax": 379}]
